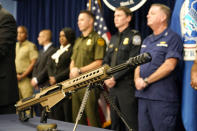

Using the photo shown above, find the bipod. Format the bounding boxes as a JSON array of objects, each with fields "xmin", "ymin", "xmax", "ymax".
[
  {"xmin": 101, "ymin": 87, "xmax": 133, "ymax": 131},
  {"xmin": 73, "ymin": 83, "xmax": 101, "ymax": 131}
]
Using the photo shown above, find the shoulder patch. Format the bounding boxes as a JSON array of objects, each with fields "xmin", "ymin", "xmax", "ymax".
[
  {"xmin": 97, "ymin": 38, "xmax": 105, "ymax": 46},
  {"xmin": 132, "ymin": 35, "xmax": 141, "ymax": 46}
]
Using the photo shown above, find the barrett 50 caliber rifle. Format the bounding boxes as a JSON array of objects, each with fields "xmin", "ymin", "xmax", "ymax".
[{"xmin": 15, "ymin": 52, "xmax": 151, "ymax": 122}]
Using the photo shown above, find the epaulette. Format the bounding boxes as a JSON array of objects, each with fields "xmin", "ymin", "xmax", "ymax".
[{"xmin": 131, "ymin": 29, "xmax": 139, "ymax": 35}]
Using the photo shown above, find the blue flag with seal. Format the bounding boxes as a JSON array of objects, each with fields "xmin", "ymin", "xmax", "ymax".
[
  {"xmin": 171, "ymin": 0, "xmax": 197, "ymax": 131},
  {"xmin": 103, "ymin": 0, "xmax": 147, "ymax": 11}
]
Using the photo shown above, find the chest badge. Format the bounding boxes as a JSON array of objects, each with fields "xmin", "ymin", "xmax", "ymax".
[
  {"xmin": 86, "ymin": 39, "xmax": 92, "ymax": 46},
  {"xmin": 123, "ymin": 38, "xmax": 129, "ymax": 45},
  {"xmin": 157, "ymin": 41, "xmax": 168, "ymax": 47}
]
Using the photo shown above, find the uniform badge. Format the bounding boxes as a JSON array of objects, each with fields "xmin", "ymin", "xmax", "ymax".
[
  {"xmin": 160, "ymin": 41, "xmax": 166, "ymax": 44},
  {"xmin": 123, "ymin": 38, "xmax": 129, "ymax": 45},
  {"xmin": 97, "ymin": 38, "xmax": 105, "ymax": 46},
  {"xmin": 157, "ymin": 41, "xmax": 168, "ymax": 47},
  {"xmin": 86, "ymin": 39, "xmax": 92, "ymax": 46},
  {"xmin": 132, "ymin": 35, "xmax": 141, "ymax": 45},
  {"xmin": 141, "ymin": 44, "xmax": 146, "ymax": 48}
]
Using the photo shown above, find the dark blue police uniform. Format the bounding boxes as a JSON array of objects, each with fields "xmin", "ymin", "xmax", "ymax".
[
  {"xmin": 103, "ymin": 27, "xmax": 141, "ymax": 131},
  {"xmin": 135, "ymin": 28, "xmax": 183, "ymax": 131}
]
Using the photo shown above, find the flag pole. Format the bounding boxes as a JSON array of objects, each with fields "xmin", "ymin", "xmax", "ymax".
[
  {"xmin": 89, "ymin": 0, "xmax": 91, "ymax": 11},
  {"xmin": 89, "ymin": 0, "xmax": 102, "ymax": 11},
  {"xmin": 97, "ymin": 0, "xmax": 102, "ymax": 9}
]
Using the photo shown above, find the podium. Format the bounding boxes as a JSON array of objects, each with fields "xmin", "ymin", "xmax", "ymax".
[{"xmin": 0, "ymin": 114, "xmax": 112, "ymax": 131}]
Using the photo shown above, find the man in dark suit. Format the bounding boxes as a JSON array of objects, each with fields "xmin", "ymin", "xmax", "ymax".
[
  {"xmin": 31, "ymin": 29, "xmax": 56, "ymax": 116},
  {"xmin": 0, "ymin": 4, "xmax": 19, "ymax": 114},
  {"xmin": 31, "ymin": 29, "xmax": 56, "ymax": 90}
]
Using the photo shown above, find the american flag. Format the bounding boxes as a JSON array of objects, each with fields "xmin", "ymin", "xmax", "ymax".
[
  {"xmin": 87, "ymin": 0, "xmax": 111, "ymax": 128},
  {"xmin": 87, "ymin": 0, "xmax": 111, "ymax": 45}
]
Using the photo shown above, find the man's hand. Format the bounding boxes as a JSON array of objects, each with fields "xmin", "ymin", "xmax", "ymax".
[
  {"xmin": 17, "ymin": 74, "xmax": 23, "ymax": 81},
  {"xmin": 31, "ymin": 78, "xmax": 39, "ymax": 90},
  {"xmin": 69, "ymin": 67, "xmax": 80, "ymax": 78},
  {"xmin": 49, "ymin": 76, "xmax": 56, "ymax": 85},
  {"xmin": 191, "ymin": 60, "xmax": 197, "ymax": 90},
  {"xmin": 104, "ymin": 77, "xmax": 116, "ymax": 89},
  {"xmin": 191, "ymin": 72, "xmax": 197, "ymax": 90},
  {"xmin": 135, "ymin": 77, "xmax": 148, "ymax": 90},
  {"xmin": 31, "ymin": 78, "xmax": 37, "ymax": 87}
]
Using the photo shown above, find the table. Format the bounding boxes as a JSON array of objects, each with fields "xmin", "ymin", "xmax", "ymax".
[{"xmin": 0, "ymin": 114, "xmax": 112, "ymax": 131}]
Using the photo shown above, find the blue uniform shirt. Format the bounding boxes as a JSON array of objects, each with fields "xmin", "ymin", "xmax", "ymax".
[{"xmin": 135, "ymin": 28, "xmax": 183, "ymax": 102}]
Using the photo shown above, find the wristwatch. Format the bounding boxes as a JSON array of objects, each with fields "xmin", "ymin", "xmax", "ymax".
[{"xmin": 144, "ymin": 78, "xmax": 149, "ymax": 85}]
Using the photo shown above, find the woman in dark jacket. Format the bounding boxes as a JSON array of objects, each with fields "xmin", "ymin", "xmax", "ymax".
[{"xmin": 48, "ymin": 27, "xmax": 75, "ymax": 122}]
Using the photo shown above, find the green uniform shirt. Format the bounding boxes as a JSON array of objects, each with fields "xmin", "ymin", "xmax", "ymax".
[{"xmin": 71, "ymin": 31, "xmax": 106, "ymax": 68}]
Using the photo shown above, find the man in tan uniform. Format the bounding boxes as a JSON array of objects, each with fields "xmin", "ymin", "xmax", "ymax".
[
  {"xmin": 15, "ymin": 26, "xmax": 38, "ymax": 100},
  {"xmin": 70, "ymin": 10, "xmax": 106, "ymax": 127}
]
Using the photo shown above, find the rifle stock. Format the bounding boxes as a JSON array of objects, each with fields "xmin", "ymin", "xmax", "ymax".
[{"xmin": 15, "ymin": 52, "xmax": 151, "ymax": 120}]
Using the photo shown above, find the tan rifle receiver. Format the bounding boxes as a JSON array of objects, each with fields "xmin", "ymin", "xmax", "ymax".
[{"xmin": 15, "ymin": 52, "xmax": 151, "ymax": 117}]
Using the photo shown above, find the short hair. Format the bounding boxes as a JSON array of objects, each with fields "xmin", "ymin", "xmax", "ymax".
[
  {"xmin": 151, "ymin": 4, "xmax": 171, "ymax": 23},
  {"xmin": 79, "ymin": 10, "xmax": 95, "ymax": 21},
  {"xmin": 116, "ymin": 6, "xmax": 133, "ymax": 17},
  {"xmin": 41, "ymin": 29, "xmax": 52, "ymax": 41},
  {"xmin": 61, "ymin": 27, "xmax": 76, "ymax": 45},
  {"xmin": 18, "ymin": 25, "xmax": 28, "ymax": 35}
]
